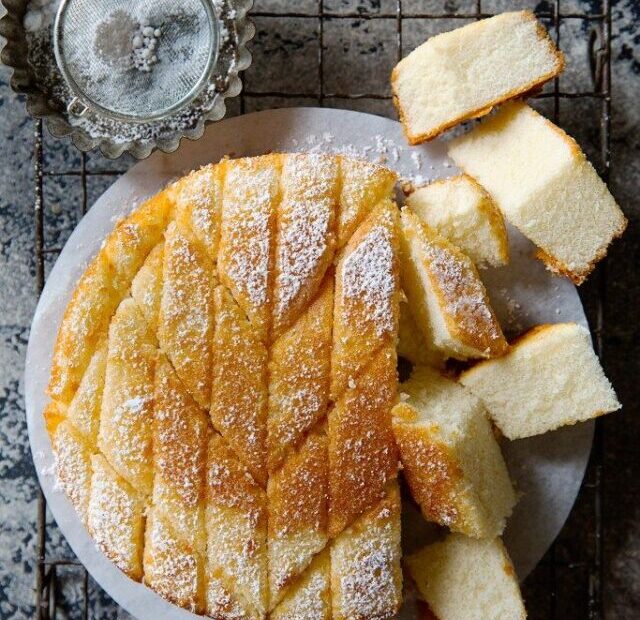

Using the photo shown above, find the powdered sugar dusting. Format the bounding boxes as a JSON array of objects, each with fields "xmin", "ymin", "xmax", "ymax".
[
  {"xmin": 211, "ymin": 287, "xmax": 268, "ymax": 485},
  {"xmin": 206, "ymin": 575, "xmax": 248, "ymax": 619},
  {"xmin": 271, "ymin": 558, "xmax": 329, "ymax": 619},
  {"xmin": 87, "ymin": 455, "xmax": 145, "ymax": 578},
  {"xmin": 275, "ymin": 200, "xmax": 331, "ymax": 316},
  {"xmin": 221, "ymin": 163, "xmax": 278, "ymax": 309},
  {"xmin": 46, "ymin": 153, "xmax": 406, "ymax": 616},
  {"xmin": 268, "ymin": 433, "xmax": 328, "ymax": 601},
  {"xmin": 66, "ymin": 341, "xmax": 107, "ymax": 442},
  {"xmin": 144, "ymin": 512, "xmax": 201, "ymax": 611},
  {"xmin": 275, "ymin": 155, "xmax": 336, "ymax": 323},
  {"xmin": 288, "ymin": 132, "xmax": 436, "ymax": 187},
  {"xmin": 332, "ymin": 490, "xmax": 401, "ymax": 619},
  {"xmin": 98, "ymin": 299, "xmax": 155, "ymax": 495},
  {"xmin": 411, "ymin": 217, "xmax": 504, "ymax": 351},
  {"xmin": 268, "ymin": 282, "xmax": 332, "ymax": 470},
  {"xmin": 50, "ymin": 422, "xmax": 92, "ymax": 522},
  {"xmin": 171, "ymin": 167, "xmax": 220, "ymax": 262},
  {"xmin": 343, "ymin": 219, "xmax": 396, "ymax": 337},
  {"xmin": 206, "ymin": 436, "xmax": 267, "ymax": 616},
  {"xmin": 22, "ymin": 0, "xmax": 246, "ymax": 147},
  {"xmin": 153, "ymin": 359, "xmax": 208, "ymax": 513},
  {"xmin": 269, "ymin": 530, "xmax": 326, "ymax": 599},
  {"xmin": 159, "ymin": 223, "xmax": 215, "ymax": 409}
]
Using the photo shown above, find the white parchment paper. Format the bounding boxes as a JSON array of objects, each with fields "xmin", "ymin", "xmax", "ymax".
[{"xmin": 25, "ymin": 108, "xmax": 593, "ymax": 619}]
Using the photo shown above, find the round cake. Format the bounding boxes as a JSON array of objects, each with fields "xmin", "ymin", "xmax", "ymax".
[{"xmin": 44, "ymin": 153, "xmax": 403, "ymax": 619}]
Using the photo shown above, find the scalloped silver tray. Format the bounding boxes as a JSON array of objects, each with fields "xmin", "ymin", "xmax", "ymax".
[{"xmin": 0, "ymin": 0, "xmax": 254, "ymax": 159}]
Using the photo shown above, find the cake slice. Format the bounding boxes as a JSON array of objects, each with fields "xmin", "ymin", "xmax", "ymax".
[
  {"xmin": 393, "ymin": 366, "xmax": 516, "ymax": 538},
  {"xmin": 272, "ymin": 153, "xmax": 339, "ymax": 339},
  {"xmin": 270, "ymin": 551, "xmax": 332, "ymax": 620},
  {"xmin": 405, "ymin": 534, "xmax": 526, "ymax": 620},
  {"xmin": 460, "ymin": 322, "xmax": 621, "ymax": 439},
  {"xmin": 130, "ymin": 242, "xmax": 164, "ymax": 334},
  {"xmin": 218, "ymin": 155, "xmax": 280, "ymax": 342},
  {"xmin": 328, "ymin": 345, "xmax": 399, "ymax": 538},
  {"xmin": 268, "ymin": 278, "xmax": 332, "ymax": 473},
  {"xmin": 167, "ymin": 163, "xmax": 222, "ymax": 265},
  {"xmin": 331, "ymin": 199, "xmax": 400, "ymax": 400},
  {"xmin": 97, "ymin": 298, "xmax": 156, "ymax": 497},
  {"xmin": 336, "ymin": 157, "xmax": 397, "ymax": 249},
  {"xmin": 48, "ymin": 191, "xmax": 169, "ymax": 405},
  {"xmin": 44, "ymin": 337, "xmax": 108, "ymax": 512},
  {"xmin": 47, "ymin": 253, "xmax": 124, "ymax": 405},
  {"xmin": 267, "ymin": 430, "xmax": 328, "ymax": 608},
  {"xmin": 449, "ymin": 102, "xmax": 627, "ymax": 284},
  {"xmin": 159, "ymin": 221, "xmax": 216, "ymax": 410},
  {"xmin": 211, "ymin": 286, "xmax": 268, "ymax": 487},
  {"xmin": 88, "ymin": 454, "xmax": 147, "ymax": 580},
  {"xmin": 331, "ymin": 482, "xmax": 403, "ymax": 620},
  {"xmin": 144, "ymin": 357, "xmax": 208, "ymax": 613},
  {"xmin": 101, "ymin": 191, "xmax": 174, "ymax": 291},
  {"xmin": 399, "ymin": 207, "xmax": 507, "ymax": 360},
  {"xmin": 392, "ymin": 11, "xmax": 564, "ymax": 143},
  {"xmin": 44, "ymin": 403, "xmax": 93, "ymax": 526},
  {"xmin": 406, "ymin": 175, "xmax": 509, "ymax": 268},
  {"xmin": 205, "ymin": 433, "xmax": 268, "ymax": 619}
]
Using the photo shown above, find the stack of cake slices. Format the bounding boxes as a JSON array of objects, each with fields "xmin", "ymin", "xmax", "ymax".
[{"xmin": 393, "ymin": 10, "xmax": 624, "ymax": 620}]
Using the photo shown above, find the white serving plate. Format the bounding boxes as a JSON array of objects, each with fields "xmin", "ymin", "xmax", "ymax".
[{"xmin": 25, "ymin": 107, "xmax": 593, "ymax": 619}]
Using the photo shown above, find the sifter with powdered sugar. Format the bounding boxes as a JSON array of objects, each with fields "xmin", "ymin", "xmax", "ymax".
[
  {"xmin": 53, "ymin": 0, "xmax": 219, "ymax": 121},
  {"xmin": 1, "ymin": 0, "xmax": 253, "ymax": 158}
]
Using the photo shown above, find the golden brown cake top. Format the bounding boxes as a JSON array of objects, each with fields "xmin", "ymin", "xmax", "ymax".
[{"xmin": 45, "ymin": 153, "xmax": 402, "ymax": 619}]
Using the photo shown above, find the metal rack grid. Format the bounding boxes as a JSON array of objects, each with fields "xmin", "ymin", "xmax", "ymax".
[{"xmin": 31, "ymin": 0, "xmax": 612, "ymax": 618}]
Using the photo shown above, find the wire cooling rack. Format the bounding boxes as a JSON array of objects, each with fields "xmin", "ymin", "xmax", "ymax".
[{"xmin": 32, "ymin": 0, "xmax": 612, "ymax": 618}]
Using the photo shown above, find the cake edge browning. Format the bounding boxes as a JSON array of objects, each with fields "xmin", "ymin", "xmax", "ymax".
[{"xmin": 43, "ymin": 153, "xmax": 401, "ymax": 618}]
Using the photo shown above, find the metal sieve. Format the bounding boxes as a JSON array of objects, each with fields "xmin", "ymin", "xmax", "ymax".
[
  {"xmin": 53, "ymin": 0, "xmax": 218, "ymax": 121},
  {"xmin": 1, "ymin": 0, "xmax": 253, "ymax": 158}
]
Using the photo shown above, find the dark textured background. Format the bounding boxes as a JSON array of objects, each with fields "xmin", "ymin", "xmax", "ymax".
[{"xmin": 1, "ymin": 0, "xmax": 638, "ymax": 618}]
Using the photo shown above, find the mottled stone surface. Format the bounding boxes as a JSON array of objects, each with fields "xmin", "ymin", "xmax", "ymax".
[{"xmin": 0, "ymin": 0, "xmax": 638, "ymax": 618}]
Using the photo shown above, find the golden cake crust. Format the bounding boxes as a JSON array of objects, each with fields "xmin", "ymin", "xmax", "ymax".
[
  {"xmin": 392, "ymin": 403, "xmax": 465, "ymax": 528},
  {"xmin": 45, "ymin": 154, "xmax": 402, "ymax": 618},
  {"xmin": 400, "ymin": 207, "xmax": 508, "ymax": 359},
  {"xmin": 331, "ymin": 199, "xmax": 401, "ymax": 400}
]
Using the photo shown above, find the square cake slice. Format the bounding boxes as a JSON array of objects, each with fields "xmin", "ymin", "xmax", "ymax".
[
  {"xmin": 399, "ymin": 208, "xmax": 507, "ymax": 360},
  {"xmin": 406, "ymin": 534, "xmax": 526, "ymax": 620},
  {"xmin": 393, "ymin": 366, "xmax": 516, "ymax": 538},
  {"xmin": 392, "ymin": 11, "xmax": 563, "ymax": 143},
  {"xmin": 460, "ymin": 323, "xmax": 621, "ymax": 439},
  {"xmin": 449, "ymin": 102, "xmax": 627, "ymax": 284},
  {"xmin": 406, "ymin": 175, "xmax": 509, "ymax": 268}
]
